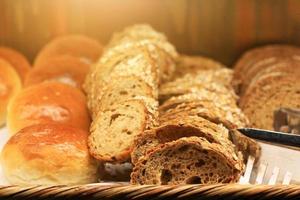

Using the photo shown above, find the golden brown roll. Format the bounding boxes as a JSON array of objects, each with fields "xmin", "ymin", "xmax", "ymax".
[
  {"xmin": 1, "ymin": 124, "xmax": 98, "ymax": 186},
  {"xmin": 0, "ymin": 47, "xmax": 31, "ymax": 82},
  {"xmin": 25, "ymin": 55, "xmax": 90, "ymax": 89},
  {"xmin": 0, "ymin": 59, "xmax": 22, "ymax": 127},
  {"xmin": 7, "ymin": 82, "xmax": 90, "ymax": 135},
  {"xmin": 34, "ymin": 35, "xmax": 103, "ymax": 67}
]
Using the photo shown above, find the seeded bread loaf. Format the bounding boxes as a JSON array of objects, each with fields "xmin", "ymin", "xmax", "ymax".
[
  {"xmin": 131, "ymin": 137, "xmax": 243, "ymax": 185},
  {"xmin": 240, "ymin": 73, "xmax": 300, "ymax": 130},
  {"xmin": 131, "ymin": 115, "xmax": 238, "ymax": 165},
  {"xmin": 160, "ymin": 99, "xmax": 248, "ymax": 129},
  {"xmin": 233, "ymin": 45, "xmax": 300, "ymax": 94},
  {"xmin": 88, "ymin": 99, "xmax": 157, "ymax": 163},
  {"xmin": 174, "ymin": 55, "xmax": 225, "ymax": 79}
]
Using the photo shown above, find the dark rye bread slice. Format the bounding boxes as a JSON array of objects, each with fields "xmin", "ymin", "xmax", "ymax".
[
  {"xmin": 131, "ymin": 115, "xmax": 240, "ymax": 165},
  {"xmin": 241, "ymin": 73, "xmax": 300, "ymax": 130},
  {"xmin": 88, "ymin": 99, "xmax": 157, "ymax": 163},
  {"xmin": 173, "ymin": 55, "xmax": 225, "ymax": 79},
  {"xmin": 131, "ymin": 137, "xmax": 243, "ymax": 185},
  {"xmin": 160, "ymin": 100, "xmax": 248, "ymax": 128}
]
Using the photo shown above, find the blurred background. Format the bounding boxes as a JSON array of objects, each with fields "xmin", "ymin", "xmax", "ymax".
[{"xmin": 1, "ymin": 0, "xmax": 300, "ymax": 65}]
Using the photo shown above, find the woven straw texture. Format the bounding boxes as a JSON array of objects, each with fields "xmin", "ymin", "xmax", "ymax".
[{"xmin": 0, "ymin": 183, "xmax": 299, "ymax": 200}]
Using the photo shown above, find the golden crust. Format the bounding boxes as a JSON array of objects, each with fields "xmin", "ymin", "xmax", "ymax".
[
  {"xmin": 34, "ymin": 35, "xmax": 103, "ymax": 67},
  {"xmin": 25, "ymin": 55, "xmax": 90, "ymax": 89},
  {"xmin": 0, "ymin": 47, "xmax": 31, "ymax": 82},
  {"xmin": 0, "ymin": 58, "xmax": 22, "ymax": 127},
  {"xmin": 1, "ymin": 124, "xmax": 98, "ymax": 185},
  {"xmin": 7, "ymin": 82, "xmax": 90, "ymax": 135}
]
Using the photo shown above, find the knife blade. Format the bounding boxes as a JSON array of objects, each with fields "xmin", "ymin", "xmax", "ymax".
[{"xmin": 238, "ymin": 128, "xmax": 300, "ymax": 148}]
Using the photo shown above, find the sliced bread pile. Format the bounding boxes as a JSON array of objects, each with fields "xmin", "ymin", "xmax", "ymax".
[
  {"xmin": 233, "ymin": 45, "xmax": 300, "ymax": 130},
  {"xmin": 84, "ymin": 24, "xmax": 178, "ymax": 162},
  {"xmin": 131, "ymin": 56, "xmax": 260, "ymax": 185}
]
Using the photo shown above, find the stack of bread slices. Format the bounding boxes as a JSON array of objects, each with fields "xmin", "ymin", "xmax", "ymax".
[
  {"xmin": 233, "ymin": 45, "xmax": 300, "ymax": 131},
  {"xmin": 84, "ymin": 25, "xmax": 260, "ymax": 185}
]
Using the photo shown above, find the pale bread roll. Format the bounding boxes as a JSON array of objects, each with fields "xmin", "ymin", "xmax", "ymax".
[
  {"xmin": 7, "ymin": 82, "xmax": 90, "ymax": 135},
  {"xmin": 0, "ymin": 58, "xmax": 22, "ymax": 127},
  {"xmin": 1, "ymin": 124, "xmax": 98, "ymax": 186}
]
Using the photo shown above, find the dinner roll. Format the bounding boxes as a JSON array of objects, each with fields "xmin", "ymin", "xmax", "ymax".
[
  {"xmin": 25, "ymin": 55, "xmax": 90, "ymax": 89},
  {"xmin": 0, "ymin": 59, "xmax": 22, "ymax": 127},
  {"xmin": 0, "ymin": 47, "xmax": 31, "ymax": 82},
  {"xmin": 7, "ymin": 82, "xmax": 90, "ymax": 135},
  {"xmin": 34, "ymin": 35, "xmax": 103, "ymax": 67},
  {"xmin": 1, "ymin": 124, "xmax": 98, "ymax": 185}
]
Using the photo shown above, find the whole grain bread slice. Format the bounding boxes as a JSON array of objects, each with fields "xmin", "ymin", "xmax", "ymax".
[
  {"xmin": 131, "ymin": 137, "xmax": 243, "ymax": 185},
  {"xmin": 88, "ymin": 99, "xmax": 156, "ymax": 163},
  {"xmin": 131, "ymin": 115, "xmax": 239, "ymax": 165}
]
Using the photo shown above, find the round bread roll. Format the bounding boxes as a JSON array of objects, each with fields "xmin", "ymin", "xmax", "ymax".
[
  {"xmin": 0, "ymin": 59, "xmax": 22, "ymax": 127},
  {"xmin": 34, "ymin": 35, "xmax": 103, "ymax": 67},
  {"xmin": 25, "ymin": 55, "xmax": 90, "ymax": 89},
  {"xmin": 1, "ymin": 124, "xmax": 98, "ymax": 185},
  {"xmin": 0, "ymin": 47, "xmax": 31, "ymax": 82},
  {"xmin": 7, "ymin": 82, "xmax": 90, "ymax": 135}
]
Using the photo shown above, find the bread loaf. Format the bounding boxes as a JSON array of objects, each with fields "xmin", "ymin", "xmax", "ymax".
[
  {"xmin": 174, "ymin": 55, "xmax": 225, "ymax": 79},
  {"xmin": 7, "ymin": 82, "xmax": 90, "ymax": 135},
  {"xmin": 1, "ymin": 124, "xmax": 98, "ymax": 186},
  {"xmin": 241, "ymin": 73, "xmax": 300, "ymax": 130},
  {"xmin": 131, "ymin": 115, "xmax": 238, "ymax": 165},
  {"xmin": 88, "ymin": 99, "xmax": 157, "ymax": 162},
  {"xmin": 0, "ymin": 59, "xmax": 22, "ymax": 127},
  {"xmin": 25, "ymin": 55, "xmax": 90, "ymax": 89},
  {"xmin": 131, "ymin": 137, "xmax": 243, "ymax": 185},
  {"xmin": 34, "ymin": 35, "xmax": 103, "ymax": 67},
  {"xmin": 85, "ymin": 25, "xmax": 177, "ymax": 163},
  {"xmin": 0, "ymin": 47, "xmax": 31, "ymax": 82}
]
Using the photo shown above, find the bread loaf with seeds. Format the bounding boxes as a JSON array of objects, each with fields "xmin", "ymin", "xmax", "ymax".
[
  {"xmin": 131, "ymin": 137, "xmax": 243, "ymax": 185},
  {"xmin": 131, "ymin": 115, "xmax": 239, "ymax": 165},
  {"xmin": 174, "ymin": 55, "xmax": 225, "ymax": 79}
]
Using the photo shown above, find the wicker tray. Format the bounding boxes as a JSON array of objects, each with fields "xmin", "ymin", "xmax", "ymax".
[{"xmin": 1, "ymin": 183, "xmax": 300, "ymax": 199}]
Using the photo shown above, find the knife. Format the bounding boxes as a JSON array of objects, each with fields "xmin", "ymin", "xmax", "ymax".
[{"xmin": 238, "ymin": 128, "xmax": 300, "ymax": 148}]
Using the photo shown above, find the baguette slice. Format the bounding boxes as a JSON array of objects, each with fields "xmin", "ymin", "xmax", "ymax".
[
  {"xmin": 88, "ymin": 99, "xmax": 156, "ymax": 163},
  {"xmin": 131, "ymin": 115, "xmax": 238, "ymax": 165},
  {"xmin": 131, "ymin": 137, "xmax": 243, "ymax": 185}
]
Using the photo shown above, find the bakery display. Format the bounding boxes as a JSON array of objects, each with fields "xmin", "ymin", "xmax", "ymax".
[
  {"xmin": 0, "ymin": 47, "xmax": 31, "ymax": 82},
  {"xmin": 34, "ymin": 35, "xmax": 103, "ymax": 67},
  {"xmin": 0, "ymin": 59, "xmax": 22, "ymax": 127},
  {"xmin": 25, "ymin": 55, "xmax": 90, "ymax": 89},
  {"xmin": 234, "ymin": 45, "xmax": 300, "ymax": 130},
  {"xmin": 85, "ymin": 25, "xmax": 177, "ymax": 163},
  {"xmin": 7, "ymin": 82, "xmax": 90, "ymax": 135},
  {"xmin": 1, "ymin": 124, "xmax": 98, "ymax": 186}
]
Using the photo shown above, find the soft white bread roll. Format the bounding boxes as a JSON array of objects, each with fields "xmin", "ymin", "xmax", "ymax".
[
  {"xmin": 25, "ymin": 55, "xmax": 90, "ymax": 90},
  {"xmin": 1, "ymin": 124, "xmax": 98, "ymax": 186},
  {"xmin": 0, "ymin": 47, "xmax": 31, "ymax": 82},
  {"xmin": 0, "ymin": 58, "xmax": 22, "ymax": 127},
  {"xmin": 34, "ymin": 35, "xmax": 103, "ymax": 67},
  {"xmin": 7, "ymin": 82, "xmax": 90, "ymax": 135}
]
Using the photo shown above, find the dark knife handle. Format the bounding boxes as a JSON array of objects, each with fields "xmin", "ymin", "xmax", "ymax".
[{"xmin": 238, "ymin": 128, "xmax": 300, "ymax": 148}]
